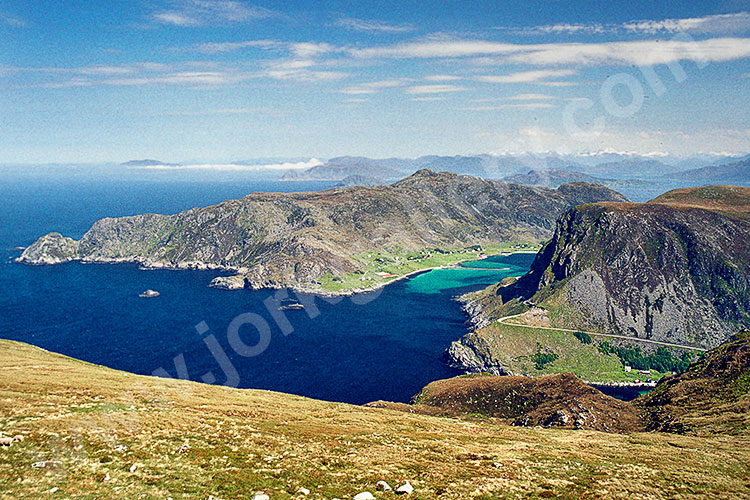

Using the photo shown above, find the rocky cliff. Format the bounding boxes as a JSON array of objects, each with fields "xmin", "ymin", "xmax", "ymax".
[
  {"xmin": 17, "ymin": 170, "xmax": 626, "ymax": 291},
  {"xmin": 482, "ymin": 185, "xmax": 750, "ymax": 349}
]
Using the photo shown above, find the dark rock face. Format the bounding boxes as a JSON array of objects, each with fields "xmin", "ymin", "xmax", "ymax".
[
  {"xmin": 512, "ymin": 186, "xmax": 750, "ymax": 348},
  {"xmin": 17, "ymin": 170, "xmax": 627, "ymax": 290}
]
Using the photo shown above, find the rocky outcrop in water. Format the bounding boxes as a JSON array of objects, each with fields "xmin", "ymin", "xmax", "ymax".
[
  {"xmin": 16, "ymin": 233, "xmax": 79, "ymax": 265},
  {"xmin": 17, "ymin": 170, "xmax": 627, "ymax": 291}
]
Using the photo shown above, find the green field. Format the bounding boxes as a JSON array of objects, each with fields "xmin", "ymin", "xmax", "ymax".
[{"xmin": 472, "ymin": 322, "xmax": 671, "ymax": 383}]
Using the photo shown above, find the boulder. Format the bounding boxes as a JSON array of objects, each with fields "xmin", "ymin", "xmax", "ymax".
[
  {"xmin": 376, "ymin": 480, "xmax": 392, "ymax": 491},
  {"xmin": 353, "ymin": 493, "xmax": 376, "ymax": 500},
  {"xmin": 395, "ymin": 481, "xmax": 414, "ymax": 495}
]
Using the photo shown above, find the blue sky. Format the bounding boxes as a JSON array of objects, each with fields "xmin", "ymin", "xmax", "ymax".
[{"xmin": 2, "ymin": 0, "xmax": 750, "ymax": 163}]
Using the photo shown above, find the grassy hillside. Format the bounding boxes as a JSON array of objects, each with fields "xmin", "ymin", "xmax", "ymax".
[
  {"xmin": 637, "ymin": 331, "xmax": 750, "ymax": 435},
  {"xmin": 2, "ymin": 340, "xmax": 750, "ymax": 499},
  {"xmin": 317, "ymin": 244, "xmax": 535, "ymax": 292},
  {"xmin": 649, "ymin": 185, "xmax": 750, "ymax": 214}
]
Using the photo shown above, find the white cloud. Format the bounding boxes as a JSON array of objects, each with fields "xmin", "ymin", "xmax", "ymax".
[
  {"xmin": 290, "ymin": 42, "xmax": 338, "ymax": 58},
  {"xmin": 263, "ymin": 60, "xmax": 347, "ymax": 81},
  {"xmin": 476, "ymin": 69, "xmax": 576, "ymax": 85},
  {"xmin": 504, "ymin": 12, "xmax": 750, "ymax": 36},
  {"xmin": 339, "ymin": 79, "xmax": 407, "ymax": 94},
  {"xmin": 405, "ymin": 84, "xmax": 466, "ymax": 94},
  {"xmin": 335, "ymin": 17, "xmax": 414, "ymax": 34},
  {"xmin": 193, "ymin": 40, "xmax": 283, "ymax": 54},
  {"xmin": 507, "ymin": 93, "xmax": 557, "ymax": 100},
  {"xmin": 136, "ymin": 158, "xmax": 324, "ymax": 171},
  {"xmin": 411, "ymin": 96, "xmax": 446, "ymax": 102},
  {"xmin": 424, "ymin": 74, "xmax": 461, "ymax": 81},
  {"xmin": 154, "ymin": 12, "xmax": 200, "ymax": 26},
  {"xmin": 461, "ymin": 102, "xmax": 556, "ymax": 111},
  {"xmin": 350, "ymin": 39, "xmax": 521, "ymax": 59},
  {"xmin": 153, "ymin": 0, "xmax": 276, "ymax": 27},
  {"xmin": 623, "ymin": 12, "xmax": 750, "ymax": 35},
  {"xmin": 515, "ymin": 23, "xmax": 607, "ymax": 35},
  {"xmin": 509, "ymin": 37, "xmax": 750, "ymax": 66},
  {"xmin": 0, "ymin": 11, "xmax": 25, "ymax": 27},
  {"xmin": 350, "ymin": 36, "xmax": 750, "ymax": 68}
]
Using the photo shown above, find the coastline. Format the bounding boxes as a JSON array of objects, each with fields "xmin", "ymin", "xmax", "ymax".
[
  {"xmin": 18, "ymin": 249, "xmax": 532, "ymax": 298},
  {"xmin": 283, "ymin": 251, "xmax": 537, "ymax": 297}
]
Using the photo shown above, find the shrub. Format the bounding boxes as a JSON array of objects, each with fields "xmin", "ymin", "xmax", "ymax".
[
  {"xmin": 573, "ymin": 331, "xmax": 593, "ymax": 344},
  {"xmin": 532, "ymin": 343, "xmax": 558, "ymax": 370}
]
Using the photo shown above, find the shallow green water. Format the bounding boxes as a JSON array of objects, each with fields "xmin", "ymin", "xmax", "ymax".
[{"xmin": 405, "ymin": 253, "xmax": 535, "ymax": 295}]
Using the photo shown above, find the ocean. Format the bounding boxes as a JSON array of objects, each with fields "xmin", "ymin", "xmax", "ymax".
[{"xmin": 0, "ymin": 178, "xmax": 533, "ymax": 404}]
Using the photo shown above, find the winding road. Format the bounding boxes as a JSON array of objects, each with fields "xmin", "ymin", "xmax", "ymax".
[{"xmin": 497, "ymin": 313, "xmax": 707, "ymax": 352}]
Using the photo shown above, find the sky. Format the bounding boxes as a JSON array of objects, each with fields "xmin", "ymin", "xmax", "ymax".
[{"xmin": 1, "ymin": 0, "xmax": 750, "ymax": 163}]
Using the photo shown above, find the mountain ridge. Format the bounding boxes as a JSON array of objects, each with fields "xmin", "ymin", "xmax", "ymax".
[
  {"xmin": 454, "ymin": 186, "xmax": 750, "ymax": 359},
  {"xmin": 17, "ymin": 170, "xmax": 628, "ymax": 293}
]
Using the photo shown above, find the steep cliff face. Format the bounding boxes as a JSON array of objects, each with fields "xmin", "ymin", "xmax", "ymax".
[
  {"xmin": 17, "ymin": 170, "xmax": 626, "ymax": 290},
  {"xmin": 509, "ymin": 186, "xmax": 750, "ymax": 348}
]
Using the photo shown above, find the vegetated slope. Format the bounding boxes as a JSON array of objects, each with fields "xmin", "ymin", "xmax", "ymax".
[
  {"xmin": 381, "ymin": 331, "xmax": 750, "ymax": 436},
  {"xmin": 664, "ymin": 158, "xmax": 750, "ymax": 184},
  {"xmin": 369, "ymin": 372, "xmax": 643, "ymax": 433},
  {"xmin": 18, "ymin": 170, "xmax": 626, "ymax": 291},
  {"xmin": 636, "ymin": 331, "xmax": 750, "ymax": 435},
  {"xmin": 495, "ymin": 185, "xmax": 750, "ymax": 349},
  {"xmin": 2, "ymin": 339, "xmax": 750, "ymax": 499}
]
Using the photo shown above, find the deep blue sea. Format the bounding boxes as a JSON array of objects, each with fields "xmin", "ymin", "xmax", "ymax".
[{"xmin": 0, "ymin": 178, "xmax": 533, "ymax": 404}]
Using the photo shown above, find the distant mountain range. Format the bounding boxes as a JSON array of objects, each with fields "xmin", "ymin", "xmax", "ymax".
[
  {"xmin": 279, "ymin": 153, "xmax": 748, "ymax": 184},
  {"xmin": 503, "ymin": 169, "xmax": 656, "ymax": 189},
  {"xmin": 121, "ymin": 159, "xmax": 180, "ymax": 167},
  {"xmin": 502, "ymin": 169, "xmax": 603, "ymax": 187},
  {"xmin": 333, "ymin": 175, "xmax": 387, "ymax": 188},
  {"xmin": 663, "ymin": 158, "xmax": 750, "ymax": 184}
]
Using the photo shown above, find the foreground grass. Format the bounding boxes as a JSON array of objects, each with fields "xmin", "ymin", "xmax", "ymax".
[{"xmin": 1, "ymin": 340, "xmax": 749, "ymax": 499}]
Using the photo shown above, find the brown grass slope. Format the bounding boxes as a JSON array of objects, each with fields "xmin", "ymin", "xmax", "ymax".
[
  {"xmin": 2, "ymin": 340, "xmax": 750, "ymax": 499},
  {"xmin": 636, "ymin": 331, "xmax": 750, "ymax": 435},
  {"xmin": 649, "ymin": 185, "xmax": 750, "ymax": 215},
  {"xmin": 371, "ymin": 373, "xmax": 643, "ymax": 434}
]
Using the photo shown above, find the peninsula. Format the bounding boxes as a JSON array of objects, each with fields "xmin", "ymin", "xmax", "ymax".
[{"xmin": 17, "ymin": 170, "xmax": 626, "ymax": 294}]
